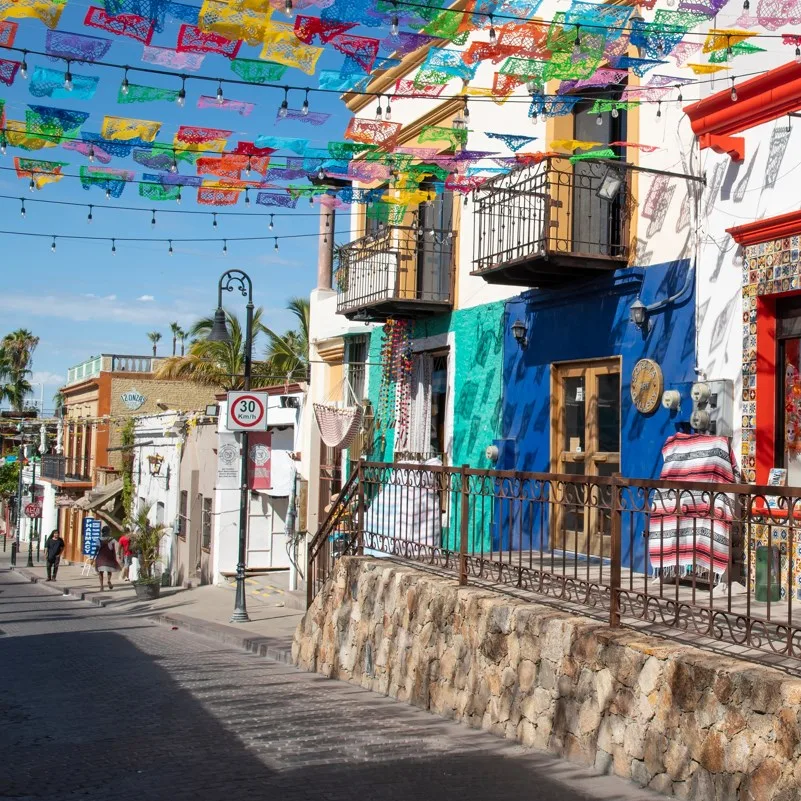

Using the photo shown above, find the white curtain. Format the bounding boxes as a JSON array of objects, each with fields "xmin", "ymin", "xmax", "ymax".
[{"xmin": 395, "ymin": 353, "xmax": 432, "ymax": 456}]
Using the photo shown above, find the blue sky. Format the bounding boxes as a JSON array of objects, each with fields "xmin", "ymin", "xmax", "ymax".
[{"xmin": 1, "ymin": 2, "xmax": 352, "ymax": 410}]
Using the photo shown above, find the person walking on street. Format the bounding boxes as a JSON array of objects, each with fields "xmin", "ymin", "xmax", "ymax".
[
  {"xmin": 44, "ymin": 529, "xmax": 65, "ymax": 581},
  {"xmin": 93, "ymin": 526, "xmax": 120, "ymax": 591},
  {"xmin": 118, "ymin": 529, "xmax": 133, "ymax": 582}
]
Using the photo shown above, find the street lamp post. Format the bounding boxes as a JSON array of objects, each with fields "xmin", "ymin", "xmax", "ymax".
[
  {"xmin": 26, "ymin": 455, "xmax": 36, "ymax": 568},
  {"xmin": 208, "ymin": 269, "xmax": 253, "ymax": 624}
]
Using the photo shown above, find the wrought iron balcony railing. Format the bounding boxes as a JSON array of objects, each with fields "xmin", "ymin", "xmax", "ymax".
[
  {"xmin": 472, "ymin": 157, "xmax": 633, "ymax": 287},
  {"xmin": 335, "ymin": 225, "xmax": 456, "ymax": 321},
  {"xmin": 41, "ymin": 454, "xmax": 92, "ymax": 483}
]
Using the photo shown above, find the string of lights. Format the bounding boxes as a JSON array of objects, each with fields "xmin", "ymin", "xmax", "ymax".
[
  {"xmin": 0, "ymin": 41, "xmax": 791, "ymax": 116},
  {"xmin": 0, "ymin": 228, "xmax": 332, "ymax": 255},
  {"xmin": 0, "ymin": 193, "xmax": 332, "ymax": 223}
]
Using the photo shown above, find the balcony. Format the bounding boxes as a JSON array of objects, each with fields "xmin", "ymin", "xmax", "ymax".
[
  {"xmin": 40, "ymin": 454, "xmax": 92, "ymax": 483},
  {"xmin": 335, "ymin": 225, "xmax": 455, "ymax": 321},
  {"xmin": 472, "ymin": 157, "xmax": 633, "ymax": 287}
]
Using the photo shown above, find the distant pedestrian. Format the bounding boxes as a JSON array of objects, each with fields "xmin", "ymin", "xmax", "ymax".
[
  {"xmin": 93, "ymin": 526, "xmax": 120, "ymax": 591},
  {"xmin": 44, "ymin": 529, "xmax": 64, "ymax": 581},
  {"xmin": 118, "ymin": 529, "xmax": 133, "ymax": 582}
]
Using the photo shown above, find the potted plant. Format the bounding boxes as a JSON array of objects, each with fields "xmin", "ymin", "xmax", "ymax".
[{"xmin": 129, "ymin": 503, "xmax": 166, "ymax": 600}]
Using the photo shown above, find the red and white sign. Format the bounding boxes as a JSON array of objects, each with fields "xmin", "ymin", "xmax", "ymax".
[
  {"xmin": 24, "ymin": 502, "xmax": 42, "ymax": 519},
  {"xmin": 247, "ymin": 432, "xmax": 272, "ymax": 490},
  {"xmin": 226, "ymin": 391, "xmax": 268, "ymax": 432}
]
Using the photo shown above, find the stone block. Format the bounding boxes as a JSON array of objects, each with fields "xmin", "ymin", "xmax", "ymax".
[{"xmin": 630, "ymin": 759, "xmax": 651, "ymax": 787}]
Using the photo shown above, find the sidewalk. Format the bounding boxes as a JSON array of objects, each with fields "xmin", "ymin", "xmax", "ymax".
[{"xmin": 1, "ymin": 551, "xmax": 306, "ymax": 663}]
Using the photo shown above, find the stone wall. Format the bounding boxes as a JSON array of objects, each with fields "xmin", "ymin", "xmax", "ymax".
[{"xmin": 293, "ymin": 558, "xmax": 801, "ymax": 801}]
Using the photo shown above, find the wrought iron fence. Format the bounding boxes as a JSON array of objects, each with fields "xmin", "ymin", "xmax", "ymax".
[
  {"xmin": 472, "ymin": 157, "xmax": 633, "ymax": 276},
  {"xmin": 308, "ymin": 462, "xmax": 801, "ymax": 662},
  {"xmin": 335, "ymin": 225, "xmax": 455, "ymax": 316}
]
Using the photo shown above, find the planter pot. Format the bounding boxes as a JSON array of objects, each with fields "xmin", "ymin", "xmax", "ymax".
[{"xmin": 133, "ymin": 581, "xmax": 161, "ymax": 600}]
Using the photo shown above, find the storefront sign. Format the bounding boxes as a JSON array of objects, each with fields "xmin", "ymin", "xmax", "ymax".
[
  {"xmin": 82, "ymin": 517, "xmax": 102, "ymax": 556},
  {"xmin": 121, "ymin": 390, "xmax": 146, "ymax": 410},
  {"xmin": 216, "ymin": 431, "xmax": 239, "ymax": 490},
  {"xmin": 247, "ymin": 432, "xmax": 272, "ymax": 491}
]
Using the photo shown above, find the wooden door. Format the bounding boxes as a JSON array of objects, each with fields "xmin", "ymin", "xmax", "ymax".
[{"xmin": 552, "ymin": 359, "xmax": 621, "ymax": 555}]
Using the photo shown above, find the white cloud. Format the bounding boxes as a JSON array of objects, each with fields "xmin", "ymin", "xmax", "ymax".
[
  {"xmin": 137, "ymin": 295, "xmax": 155, "ymax": 302},
  {"xmin": 0, "ymin": 292, "xmax": 196, "ymax": 326},
  {"xmin": 30, "ymin": 371, "xmax": 65, "ymax": 386},
  {"xmin": 104, "ymin": 294, "xmax": 117, "ymax": 301}
]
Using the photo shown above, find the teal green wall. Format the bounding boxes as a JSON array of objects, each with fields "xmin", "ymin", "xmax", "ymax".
[{"xmin": 366, "ymin": 301, "xmax": 504, "ymax": 468}]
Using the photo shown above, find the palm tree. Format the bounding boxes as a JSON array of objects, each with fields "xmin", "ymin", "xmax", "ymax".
[
  {"xmin": 262, "ymin": 297, "xmax": 310, "ymax": 381},
  {"xmin": 155, "ymin": 308, "xmax": 269, "ymax": 390},
  {"xmin": 2, "ymin": 329, "xmax": 38, "ymax": 374},
  {"xmin": 169, "ymin": 322, "xmax": 181, "ymax": 356},
  {"xmin": 178, "ymin": 327, "xmax": 186, "ymax": 356},
  {"xmin": 0, "ymin": 330, "xmax": 38, "ymax": 412},
  {"xmin": 147, "ymin": 331, "xmax": 161, "ymax": 357}
]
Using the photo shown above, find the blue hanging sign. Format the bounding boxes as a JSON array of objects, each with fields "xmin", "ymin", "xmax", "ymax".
[{"xmin": 82, "ymin": 517, "xmax": 102, "ymax": 556}]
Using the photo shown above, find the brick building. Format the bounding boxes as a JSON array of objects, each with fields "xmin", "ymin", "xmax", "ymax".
[{"xmin": 40, "ymin": 353, "xmax": 219, "ymax": 563}]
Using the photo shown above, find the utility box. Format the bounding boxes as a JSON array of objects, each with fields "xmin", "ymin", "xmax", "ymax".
[{"xmin": 690, "ymin": 379, "xmax": 734, "ymax": 438}]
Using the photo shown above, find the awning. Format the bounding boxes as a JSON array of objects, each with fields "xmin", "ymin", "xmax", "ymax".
[{"xmin": 73, "ymin": 478, "xmax": 123, "ymax": 511}]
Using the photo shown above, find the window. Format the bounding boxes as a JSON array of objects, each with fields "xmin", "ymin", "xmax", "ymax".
[
  {"xmin": 155, "ymin": 501, "xmax": 165, "ymax": 526},
  {"xmin": 201, "ymin": 497, "xmax": 212, "ymax": 550},
  {"xmin": 346, "ymin": 337, "xmax": 367, "ymax": 404},
  {"xmin": 177, "ymin": 490, "xmax": 188, "ymax": 537}
]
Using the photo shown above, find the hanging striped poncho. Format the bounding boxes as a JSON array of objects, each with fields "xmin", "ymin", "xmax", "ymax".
[{"xmin": 648, "ymin": 433, "xmax": 737, "ymax": 580}]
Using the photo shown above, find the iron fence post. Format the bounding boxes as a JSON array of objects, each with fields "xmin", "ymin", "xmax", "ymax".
[
  {"xmin": 609, "ymin": 473, "xmax": 622, "ymax": 628},
  {"xmin": 459, "ymin": 464, "xmax": 469, "ymax": 586},
  {"xmin": 356, "ymin": 461, "xmax": 365, "ymax": 557}
]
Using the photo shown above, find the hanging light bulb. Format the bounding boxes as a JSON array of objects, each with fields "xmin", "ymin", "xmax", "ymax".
[
  {"xmin": 309, "ymin": 194, "xmax": 314, "ymax": 207},
  {"xmin": 244, "ymin": 188, "xmax": 250, "ymax": 206},
  {"xmin": 730, "ymin": 77, "xmax": 738, "ymax": 102},
  {"xmin": 572, "ymin": 26, "xmax": 582, "ymax": 58},
  {"xmin": 795, "ymin": 45, "xmax": 801, "ymax": 63},
  {"xmin": 0, "ymin": 136, "xmax": 6, "ymax": 156},
  {"xmin": 20, "ymin": 51, "xmax": 28, "ymax": 80},
  {"xmin": 88, "ymin": 143, "xmax": 95, "ymax": 163},
  {"xmin": 105, "ymin": 187, "xmax": 111, "ymax": 200},
  {"xmin": 246, "ymin": 157, "xmax": 252, "ymax": 177},
  {"xmin": 391, "ymin": 13, "xmax": 399, "ymax": 35},
  {"xmin": 28, "ymin": 177, "xmax": 35, "ymax": 192},
  {"xmin": 464, "ymin": 193, "xmax": 469, "ymax": 206},
  {"xmin": 120, "ymin": 67, "xmax": 130, "ymax": 96},
  {"xmin": 111, "ymin": 238, "xmax": 116, "ymax": 255},
  {"xmin": 285, "ymin": 0, "xmax": 292, "ymax": 14},
  {"xmin": 743, "ymin": 0, "xmax": 749, "ymax": 9},
  {"xmin": 375, "ymin": 97, "xmax": 383, "ymax": 120},
  {"xmin": 168, "ymin": 240, "xmax": 174, "ymax": 255},
  {"xmin": 87, "ymin": 205, "xmax": 93, "ymax": 224},
  {"xmin": 176, "ymin": 187, "xmax": 182, "ymax": 205},
  {"xmin": 531, "ymin": 109, "xmax": 539, "ymax": 124},
  {"xmin": 385, "ymin": 96, "xmax": 392, "ymax": 121},
  {"xmin": 278, "ymin": 87, "xmax": 289, "ymax": 118},
  {"xmin": 488, "ymin": 14, "xmax": 496, "ymax": 42},
  {"xmin": 20, "ymin": 199, "xmax": 25, "ymax": 218},
  {"xmin": 317, "ymin": 166, "xmax": 325, "ymax": 180},
  {"xmin": 170, "ymin": 151, "xmax": 178, "ymax": 173},
  {"xmin": 177, "ymin": 76, "xmax": 186, "ymax": 107},
  {"xmin": 302, "ymin": 89, "xmax": 310, "ymax": 116},
  {"xmin": 325, "ymin": 214, "xmax": 331, "ymax": 229},
  {"xmin": 216, "ymin": 80, "xmax": 224, "ymax": 104},
  {"xmin": 269, "ymin": 214, "xmax": 274, "ymax": 230},
  {"xmin": 63, "ymin": 62, "xmax": 73, "ymax": 91},
  {"xmin": 656, "ymin": 100, "xmax": 662, "ymax": 118},
  {"xmin": 51, "ymin": 236, "xmax": 56, "ymax": 253},
  {"xmin": 274, "ymin": 237, "xmax": 279, "ymax": 251},
  {"xmin": 677, "ymin": 86, "xmax": 683, "ymax": 104},
  {"xmin": 222, "ymin": 239, "xmax": 227, "ymax": 255},
  {"xmin": 151, "ymin": 210, "xmax": 156, "ymax": 227},
  {"xmin": 611, "ymin": 106, "xmax": 619, "ymax": 119},
  {"xmin": 596, "ymin": 113, "xmax": 603, "ymax": 126},
  {"xmin": 212, "ymin": 212, "xmax": 218, "ymax": 228}
]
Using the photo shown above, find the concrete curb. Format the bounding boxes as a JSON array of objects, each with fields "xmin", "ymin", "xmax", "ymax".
[{"xmin": 11, "ymin": 565, "xmax": 294, "ymax": 664}]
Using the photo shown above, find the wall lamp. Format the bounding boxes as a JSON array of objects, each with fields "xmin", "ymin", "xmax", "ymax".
[
  {"xmin": 629, "ymin": 298, "xmax": 648, "ymax": 330},
  {"xmin": 597, "ymin": 166, "xmax": 625, "ymax": 201},
  {"xmin": 511, "ymin": 319, "xmax": 528, "ymax": 348}
]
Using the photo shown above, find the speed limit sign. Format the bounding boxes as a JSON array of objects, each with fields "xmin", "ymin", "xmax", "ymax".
[{"xmin": 226, "ymin": 391, "xmax": 269, "ymax": 432}]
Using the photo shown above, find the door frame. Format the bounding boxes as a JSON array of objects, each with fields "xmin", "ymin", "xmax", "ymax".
[{"xmin": 549, "ymin": 356, "xmax": 622, "ymax": 555}]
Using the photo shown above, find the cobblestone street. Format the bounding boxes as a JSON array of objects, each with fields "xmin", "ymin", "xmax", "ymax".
[{"xmin": 0, "ymin": 568, "xmax": 663, "ymax": 801}]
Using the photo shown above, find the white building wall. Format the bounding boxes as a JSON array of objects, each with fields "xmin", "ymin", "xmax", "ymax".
[{"xmin": 211, "ymin": 390, "xmax": 303, "ymax": 584}]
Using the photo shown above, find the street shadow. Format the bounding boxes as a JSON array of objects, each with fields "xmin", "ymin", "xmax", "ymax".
[{"xmin": 0, "ymin": 626, "xmax": 661, "ymax": 801}]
